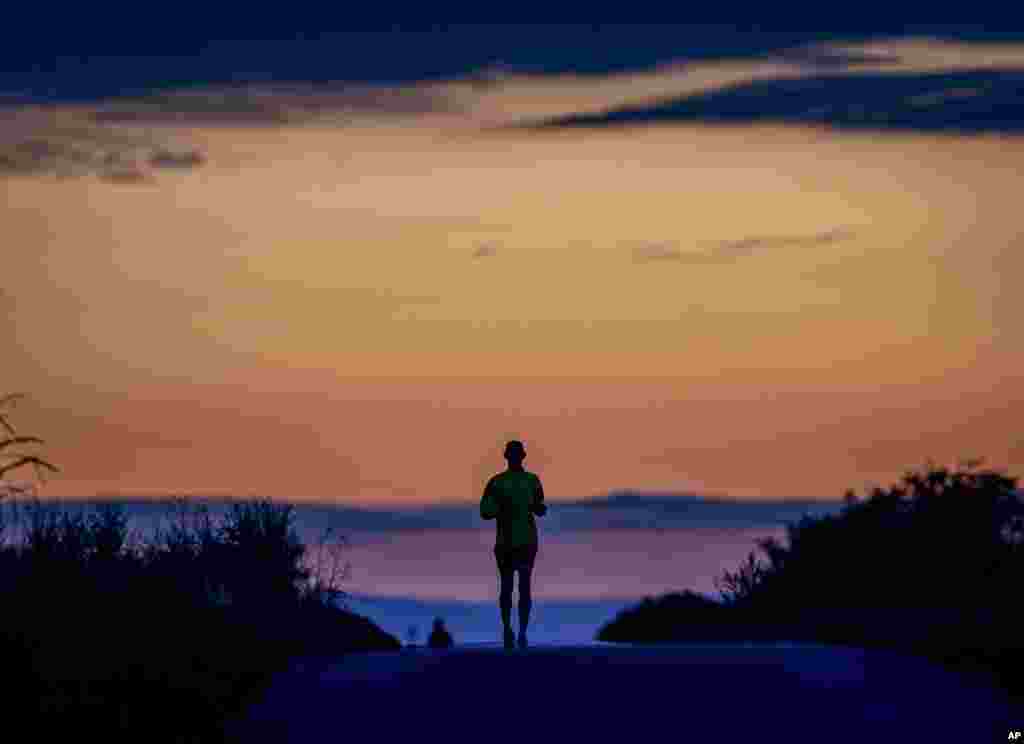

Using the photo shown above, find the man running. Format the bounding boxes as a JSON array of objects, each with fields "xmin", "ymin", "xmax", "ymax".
[{"xmin": 480, "ymin": 440, "xmax": 547, "ymax": 649}]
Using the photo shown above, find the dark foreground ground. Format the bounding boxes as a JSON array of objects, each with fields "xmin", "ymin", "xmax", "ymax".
[{"xmin": 233, "ymin": 642, "xmax": 1023, "ymax": 743}]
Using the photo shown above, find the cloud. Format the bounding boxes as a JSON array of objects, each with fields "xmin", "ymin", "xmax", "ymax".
[
  {"xmin": 773, "ymin": 45, "xmax": 904, "ymax": 70},
  {"xmin": 0, "ymin": 80, "xmax": 457, "ymax": 181},
  {"xmin": 472, "ymin": 242, "xmax": 499, "ymax": 258},
  {"xmin": 713, "ymin": 227, "xmax": 856, "ymax": 255},
  {"xmin": 99, "ymin": 169, "xmax": 152, "ymax": 184},
  {"xmin": 630, "ymin": 228, "xmax": 855, "ymax": 265},
  {"xmin": 88, "ymin": 83, "xmax": 462, "ymax": 126},
  {"xmin": 630, "ymin": 242, "xmax": 684, "ymax": 263},
  {"xmin": 148, "ymin": 148, "xmax": 206, "ymax": 168},
  {"xmin": 0, "ymin": 112, "xmax": 205, "ymax": 180}
]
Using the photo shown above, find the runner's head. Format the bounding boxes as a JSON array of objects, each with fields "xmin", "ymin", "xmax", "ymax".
[{"xmin": 504, "ymin": 440, "xmax": 526, "ymax": 466}]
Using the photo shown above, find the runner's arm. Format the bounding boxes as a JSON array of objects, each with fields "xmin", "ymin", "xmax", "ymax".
[
  {"xmin": 531, "ymin": 477, "xmax": 547, "ymax": 517},
  {"xmin": 480, "ymin": 478, "xmax": 499, "ymax": 520}
]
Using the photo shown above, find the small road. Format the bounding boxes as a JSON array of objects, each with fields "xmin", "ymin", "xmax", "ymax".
[{"xmin": 233, "ymin": 642, "xmax": 1022, "ymax": 743}]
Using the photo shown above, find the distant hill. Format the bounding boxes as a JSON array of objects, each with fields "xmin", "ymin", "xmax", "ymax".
[{"xmin": 20, "ymin": 491, "xmax": 845, "ymax": 534}]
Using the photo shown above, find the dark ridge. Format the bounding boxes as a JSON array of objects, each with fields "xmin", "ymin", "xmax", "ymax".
[{"xmin": 516, "ymin": 68, "xmax": 1024, "ymax": 135}]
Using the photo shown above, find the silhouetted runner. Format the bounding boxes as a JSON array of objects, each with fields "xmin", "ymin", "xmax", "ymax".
[{"xmin": 480, "ymin": 440, "xmax": 547, "ymax": 649}]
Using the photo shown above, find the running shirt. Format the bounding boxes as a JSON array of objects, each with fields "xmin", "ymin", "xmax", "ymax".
[{"xmin": 480, "ymin": 470, "xmax": 545, "ymax": 548}]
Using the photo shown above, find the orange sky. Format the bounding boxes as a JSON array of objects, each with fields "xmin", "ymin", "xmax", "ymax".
[{"xmin": 4, "ymin": 38, "xmax": 1023, "ymax": 503}]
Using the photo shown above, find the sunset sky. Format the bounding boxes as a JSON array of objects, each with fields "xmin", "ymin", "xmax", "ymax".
[{"xmin": 4, "ymin": 25, "xmax": 1023, "ymax": 505}]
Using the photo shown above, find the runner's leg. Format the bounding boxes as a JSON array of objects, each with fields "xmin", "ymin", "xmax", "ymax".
[
  {"xmin": 495, "ymin": 547, "xmax": 514, "ymax": 632},
  {"xmin": 517, "ymin": 544, "xmax": 538, "ymax": 635}
]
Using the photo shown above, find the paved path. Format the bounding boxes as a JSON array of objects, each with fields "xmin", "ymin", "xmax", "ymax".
[{"xmin": 234, "ymin": 642, "xmax": 1022, "ymax": 743}]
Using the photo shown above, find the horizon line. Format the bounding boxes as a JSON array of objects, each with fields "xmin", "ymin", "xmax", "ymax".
[{"xmin": 15, "ymin": 488, "xmax": 852, "ymax": 507}]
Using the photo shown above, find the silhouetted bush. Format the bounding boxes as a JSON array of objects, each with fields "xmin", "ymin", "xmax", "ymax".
[
  {"xmin": 719, "ymin": 461, "xmax": 1022, "ymax": 613},
  {"xmin": 598, "ymin": 461, "xmax": 1024, "ymax": 697},
  {"xmin": 0, "ymin": 395, "xmax": 396, "ymax": 740},
  {"xmin": 598, "ymin": 591, "xmax": 744, "ymax": 642},
  {"xmin": 0, "ymin": 496, "xmax": 399, "ymax": 742}
]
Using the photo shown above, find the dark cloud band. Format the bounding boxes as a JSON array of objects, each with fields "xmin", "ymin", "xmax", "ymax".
[
  {"xmin": 0, "ymin": 117, "xmax": 205, "ymax": 181},
  {"xmin": 630, "ymin": 228, "xmax": 856, "ymax": 265}
]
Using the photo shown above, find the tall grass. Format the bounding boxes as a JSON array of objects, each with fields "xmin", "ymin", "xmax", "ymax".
[
  {"xmin": 0, "ymin": 495, "xmax": 398, "ymax": 742},
  {"xmin": 0, "ymin": 392, "xmax": 397, "ymax": 739}
]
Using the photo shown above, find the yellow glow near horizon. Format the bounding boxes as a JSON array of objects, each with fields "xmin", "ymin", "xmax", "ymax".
[{"xmin": 4, "ymin": 39, "xmax": 1023, "ymax": 503}]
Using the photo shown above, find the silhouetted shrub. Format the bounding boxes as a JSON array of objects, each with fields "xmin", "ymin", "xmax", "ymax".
[
  {"xmin": 722, "ymin": 460, "xmax": 1023, "ymax": 613},
  {"xmin": 218, "ymin": 500, "xmax": 309, "ymax": 606},
  {"xmin": 0, "ymin": 495, "xmax": 399, "ymax": 742},
  {"xmin": 598, "ymin": 591, "xmax": 737, "ymax": 642},
  {"xmin": 597, "ymin": 461, "xmax": 1024, "ymax": 697}
]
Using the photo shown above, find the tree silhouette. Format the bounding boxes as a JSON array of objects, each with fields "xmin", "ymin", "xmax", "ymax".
[
  {"xmin": 716, "ymin": 459, "xmax": 1023, "ymax": 615},
  {"xmin": 602, "ymin": 458, "xmax": 1024, "ymax": 676},
  {"xmin": 0, "ymin": 393, "xmax": 59, "ymax": 489}
]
